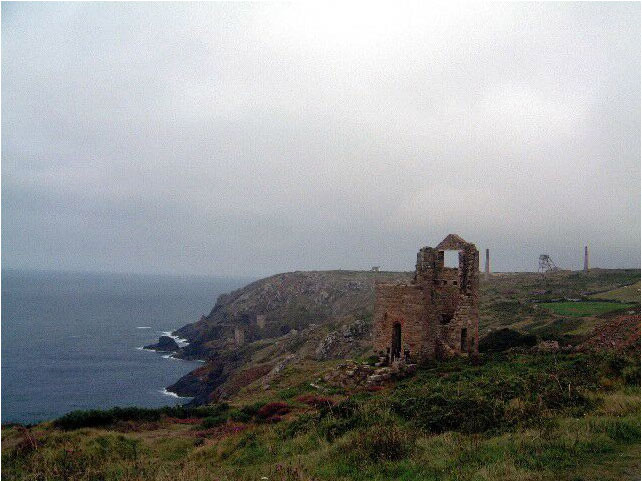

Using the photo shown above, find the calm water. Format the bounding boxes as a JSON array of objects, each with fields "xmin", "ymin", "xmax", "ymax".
[{"xmin": 1, "ymin": 269, "xmax": 250, "ymax": 424}]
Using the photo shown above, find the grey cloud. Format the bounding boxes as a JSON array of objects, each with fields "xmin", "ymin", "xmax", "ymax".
[{"xmin": 2, "ymin": 2, "xmax": 640, "ymax": 277}]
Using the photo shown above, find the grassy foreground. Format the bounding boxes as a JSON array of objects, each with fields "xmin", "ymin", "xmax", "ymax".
[{"xmin": 2, "ymin": 351, "xmax": 640, "ymax": 480}]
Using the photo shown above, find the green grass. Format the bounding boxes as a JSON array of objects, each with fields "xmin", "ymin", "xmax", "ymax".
[
  {"xmin": 538, "ymin": 301, "xmax": 635, "ymax": 317},
  {"xmin": 3, "ymin": 352, "xmax": 640, "ymax": 480},
  {"xmin": 589, "ymin": 281, "xmax": 641, "ymax": 303}
]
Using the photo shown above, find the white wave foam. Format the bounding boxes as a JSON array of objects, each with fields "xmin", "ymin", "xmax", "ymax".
[
  {"xmin": 137, "ymin": 326, "xmax": 152, "ymax": 329},
  {"xmin": 159, "ymin": 388, "xmax": 191, "ymax": 399},
  {"xmin": 160, "ymin": 330, "xmax": 190, "ymax": 347},
  {"xmin": 136, "ymin": 346, "xmax": 156, "ymax": 352}
]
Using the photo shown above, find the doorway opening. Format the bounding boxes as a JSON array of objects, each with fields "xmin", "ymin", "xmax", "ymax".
[
  {"xmin": 461, "ymin": 328, "xmax": 467, "ymax": 351},
  {"xmin": 392, "ymin": 323, "xmax": 402, "ymax": 360}
]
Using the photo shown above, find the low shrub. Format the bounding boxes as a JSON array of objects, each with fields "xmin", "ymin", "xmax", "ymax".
[
  {"xmin": 165, "ymin": 417, "xmax": 201, "ymax": 424},
  {"xmin": 160, "ymin": 403, "xmax": 229, "ymax": 419},
  {"xmin": 256, "ymin": 402, "xmax": 290, "ymax": 420},
  {"xmin": 228, "ymin": 409, "xmax": 252, "ymax": 423},
  {"xmin": 479, "ymin": 328, "xmax": 537, "ymax": 352},
  {"xmin": 54, "ymin": 403, "xmax": 233, "ymax": 430},
  {"xmin": 351, "ymin": 424, "xmax": 416, "ymax": 461},
  {"xmin": 296, "ymin": 394, "xmax": 335, "ymax": 409},
  {"xmin": 367, "ymin": 385, "xmax": 385, "ymax": 392},
  {"xmin": 622, "ymin": 364, "xmax": 641, "ymax": 385},
  {"xmin": 392, "ymin": 393, "xmax": 503, "ymax": 434},
  {"xmin": 316, "ymin": 399, "xmax": 365, "ymax": 441},
  {"xmin": 201, "ymin": 415, "xmax": 227, "ymax": 429},
  {"xmin": 590, "ymin": 417, "xmax": 641, "ymax": 444},
  {"xmin": 54, "ymin": 407, "xmax": 161, "ymax": 430},
  {"xmin": 281, "ymin": 413, "xmax": 318, "ymax": 439},
  {"xmin": 238, "ymin": 401, "xmax": 265, "ymax": 418}
]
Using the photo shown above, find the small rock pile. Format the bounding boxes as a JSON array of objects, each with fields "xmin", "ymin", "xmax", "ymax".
[
  {"xmin": 320, "ymin": 358, "xmax": 418, "ymax": 389},
  {"xmin": 321, "ymin": 360, "xmax": 374, "ymax": 387},
  {"xmin": 366, "ymin": 360, "xmax": 417, "ymax": 386}
]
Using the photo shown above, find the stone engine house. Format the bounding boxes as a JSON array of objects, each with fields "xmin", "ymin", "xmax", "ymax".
[{"xmin": 373, "ymin": 234, "xmax": 479, "ymax": 363}]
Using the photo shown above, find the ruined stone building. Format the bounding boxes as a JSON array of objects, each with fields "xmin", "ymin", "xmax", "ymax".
[{"xmin": 373, "ymin": 234, "xmax": 480, "ymax": 363}]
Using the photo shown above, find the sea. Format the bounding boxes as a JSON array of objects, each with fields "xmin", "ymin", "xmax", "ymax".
[{"xmin": 1, "ymin": 269, "xmax": 251, "ymax": 424}]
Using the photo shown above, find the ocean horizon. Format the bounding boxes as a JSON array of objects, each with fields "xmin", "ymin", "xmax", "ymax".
[{"xmin": 1, "ymin": 269, "xmax": 251, "ymax": 424}]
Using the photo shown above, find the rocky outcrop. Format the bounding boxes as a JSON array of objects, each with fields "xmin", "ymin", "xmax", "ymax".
[
  {"xmin": 144, "ymin": 336, "xmax": 179, "ymax": 352},
  {"xmin": 261, "ymin": 354, "xmax": 296, "ymax": 390},
  {"xmin": 314, "ymin": 319, "xmax": 370, "ymax": 360},
  {"xmin": 174, "ymin": 271, "xmax": 410, "ymax": 353},
  {"xmin": 166, "ymin": 271, "xmax": 410, "ymax": 404},
  {"xmin": 167, "ymin": 349, "xmax": 250, "ymax": 404}
]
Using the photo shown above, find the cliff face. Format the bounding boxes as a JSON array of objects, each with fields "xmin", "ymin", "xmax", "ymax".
[
  {"xmin": 175, "ymin": 270, "xmax": 410, "ymax": 353},
  {"xmin": 168, "ymin": 270, "xmax": 411, "ymax": 403}
]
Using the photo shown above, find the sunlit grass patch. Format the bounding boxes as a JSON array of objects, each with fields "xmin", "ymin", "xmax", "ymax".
[{"xmin": 538, "ymin": 301, "xmax": 635, "ymax": 317}]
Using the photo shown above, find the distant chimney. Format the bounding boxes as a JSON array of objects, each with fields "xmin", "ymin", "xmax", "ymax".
[
  {"xmin": 584, "ymin": 246, "xmax": 589, "ymax": 273},
  {"xmin": 484, "ymin": 248, "xmax": 490, "ymax": 279}
]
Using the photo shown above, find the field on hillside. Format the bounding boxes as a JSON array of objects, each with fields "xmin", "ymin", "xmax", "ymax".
[
  {"xmin": 537, "ymin": 301, "xmax": 635, "ymax": 317},
  {"xmin": 478, "ymin": 269, "xmax": 640, "ymax": 344},
  {"xmin": 589, "ymin": 280, "xmax": 641, "ymax": 303},
  {"xmin": 2, "ymin": 352, "xmax": 639, "ymax": 480}
]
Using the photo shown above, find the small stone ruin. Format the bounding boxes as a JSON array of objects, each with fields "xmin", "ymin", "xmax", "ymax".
[{"xmin": 373, "ymin": 234, "xmax": 480, "ymax": 364}]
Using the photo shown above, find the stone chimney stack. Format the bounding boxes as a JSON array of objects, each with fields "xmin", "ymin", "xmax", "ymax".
[
  {"xmin": 484, "ymin": 248, "xmax": 490, "ymax": 279},
  {"xmin": 584, "ymin": 246, "xmax": 589, "ymax": 273}
]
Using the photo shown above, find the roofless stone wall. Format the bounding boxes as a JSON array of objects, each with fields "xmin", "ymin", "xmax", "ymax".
[{"xmin": 373, "ymin": 234, "xmax": 479, "ymax": 363}]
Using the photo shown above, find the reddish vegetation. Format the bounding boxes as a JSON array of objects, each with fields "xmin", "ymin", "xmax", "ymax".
[
  {"xmin": 223, "ymin": 364, "xmax": 273, "ymax": 394},
  {"xmin": 579, "ymin": 314, "xmax": 641, "ymax": 351},
  {"xmin": 366, "ymin": 385, "xmax": 385, "ymax": 392},
  {"xmin": 257, "ymin": 402, "xmax": 290, "ymax": 418},
  {"xmin": 193, "ymin": 423, "xmax": 247, "ymax": 439},
  {"xmin": 296, "ymin": 394, "xmax": 335, "ymax": 408},
  {"xmin": 165, "ymin": 417, "xmax": 201, "ymax": 424}
]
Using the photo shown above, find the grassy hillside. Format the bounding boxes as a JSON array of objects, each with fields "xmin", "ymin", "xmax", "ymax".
[
  {"xmin": 2, "ymin": 351, "xmax": 639, "ymax": 480},
  {"xmin": 166, "ymin": 268, "xmax": 640, "ymax": 403},
  {"xmin": 3, "ymin": 268, "xmax": 640, "ymax": 480}
]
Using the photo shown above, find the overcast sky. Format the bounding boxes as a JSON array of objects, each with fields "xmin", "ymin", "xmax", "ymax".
[{"xmin": 2, "ymin": 2, "xmax": 640, "ymax": 277}]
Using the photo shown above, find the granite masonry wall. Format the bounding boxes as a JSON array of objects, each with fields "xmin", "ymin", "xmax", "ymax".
[{"xmin": 373, "ymin": 234, "xmax": 479, "ymax": 363}]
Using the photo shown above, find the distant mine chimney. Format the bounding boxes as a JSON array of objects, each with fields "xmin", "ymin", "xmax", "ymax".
[
  {"xmin": 584, "ymin": 245, "xmax": 589, "ymax": 273},
  {"xmin": 484, "ymin": 248, "xmax": 490, "ymax": 279}
]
